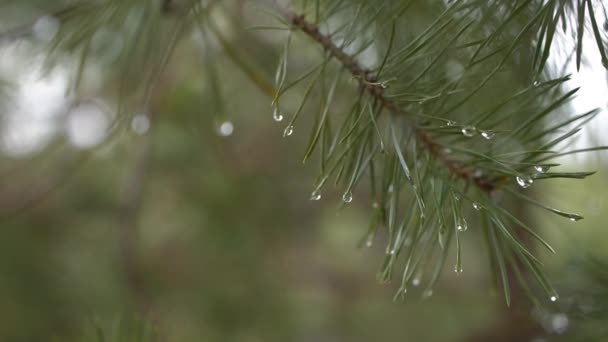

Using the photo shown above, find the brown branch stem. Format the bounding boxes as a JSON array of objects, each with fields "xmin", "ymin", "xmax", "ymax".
[{"xmin": 284, "ymin": 11, "xmax": 499, "ymax": 193}]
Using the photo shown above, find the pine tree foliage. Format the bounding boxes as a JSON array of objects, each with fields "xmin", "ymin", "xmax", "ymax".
[{"xmin": 1, "ymin": 0, "xmax": 608, "ymax": 308}]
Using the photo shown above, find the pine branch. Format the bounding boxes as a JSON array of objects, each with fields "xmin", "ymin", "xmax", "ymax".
[{"xmin": 283, "ymin": 9, "xmax": 500, "ymax": 194}]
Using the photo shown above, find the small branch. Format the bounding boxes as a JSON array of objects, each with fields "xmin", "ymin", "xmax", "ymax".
[{"xmin": 284, "ymin": 10, "xmax": 500, "ymax": 193}]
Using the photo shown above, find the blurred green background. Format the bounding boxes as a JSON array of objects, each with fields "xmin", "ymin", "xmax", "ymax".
[{"xmin": 1, "ymin": 1, "xmax": 608, "ymax": 341}]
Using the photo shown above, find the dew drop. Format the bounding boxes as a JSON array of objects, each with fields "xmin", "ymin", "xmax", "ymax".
[
  {"xmin": 446, "ymin": 120, "xmax": 456, "ymax": 127},
  {"xmin": 342, "ymin": 191, "xmax": 353, "ymax": 203},
  {"xmin": 454, "ymin": 264, "xmax": 463, "ymax": 274},
  {"xmin": 516, "ymin": 175, "xmax": 533, "ymax": 188},
  {"xmin": 472, "ymin": 202, "xmax": 483, "ymax": 211},
  {"xmin": 534, "ymin": 165, "xmax": 550, "ymax": 173},
  {"xmin": 217, "ymin": 120, "xmax": 234, "ymax": 137},
  {"xmin": 283, "ymin": 124, "xmax": 294, "ymax": 137},
  {"xmin": 412, "ymin": 278, "xmax": 421, "ymax": 287},
  {"xmin": 461, "ymin": 125, "xmax": 477, "ymax": 137},
  {"xmin": 388, "ymin": 248, "xmax": 396, "ymax": 255},
  {"xmin": 272, "ymin": 107, "xmax": 284, "ymax": 122},
  {"xmin": 130, "ymin": 114, "xmax": 150, "ymax": 135},
  {"xmin": 550, "ymin": 295, "xmax": 558, "ymax": 302},
  {"xmin": 456, "ymin": 218, "xmax": 468, "ymax": 232},
  {"xmin": 481, "ymin": 130, "xmax": 495, "ymax": 140},
  {"xmin": 310, "ymin": 190, "xmax": 321, "ymax": 201},
  {"xmin": 365, "ymin": 235, "xmax": 374, "ymax": 247},
  {"xmin": 533, "ymin": 80, "xmax": 540, "ymax": 86}
]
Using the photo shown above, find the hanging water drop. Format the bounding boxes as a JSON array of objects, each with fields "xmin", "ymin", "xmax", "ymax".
[
  {"xmin": 283, "ymin": 124, "xmax": 294, "ymax": 137},
  {"xmin": 461, "ymin": 125, "xmax": 477, "ymax": 137},
  {"xmin": 481, "ymin": 131, "xmax": 495, "ymax": 140},
  {"xmin": 456, "ymin": 218, "xmax": 468, "ymax": 232},
  {"xmin": 534, "ymin": 165, "xmax": 550, "ymax": 173},
  {"xmin": 550, "ymin": 295, "xmax": 558, "ymax": 302},
  {"xmin": 310, "ymin": 190, "xmax": 321, "ymax": 201},
  {"xmin": 472, "ymin": 202, "xmax": 483, "ymax": 211},
  {"xmin": 272, "ymin": 107, "xmax": 284, "ymax": 122},
  {"xmin": 454, "ymin": 264, "xmax": 463, "ymax": 274},
  {"xmin": 342, "ymin": 191, "xmax": 353, "ymax": 203},
  {"xmin": 217, "ymin": 120, "xmax": 234, "ymax": 137},
  {"xmin": 516, "ymin": 175, "xmax": 534, "ymax": 188}
]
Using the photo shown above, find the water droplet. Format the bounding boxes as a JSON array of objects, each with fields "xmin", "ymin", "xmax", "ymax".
[
  {"xmin": 472, "ymin": 202, "xmax": 483, "ymax": 211},
  {"xmin": 365, "ymin": 235, "xmax": 374, "ymax": 247},
  {"xmin": 310, "ymin": 190, "xmax": 321, "ymax": 201},
  {"xmin": 454, "ymin": 264, "xmax": 463, "ymax": 274},
  {"xmin": 130, "ymin": 114, "xmax": 150, "ymax": 135},
  {"xmin": 481, "ymin": 131, "xmax": 495, "ymax": 140},
  {"xmin": 446, "ymin": 120, "xmax": 456, "ymax": 127},
  {"xmin": 533, "ymin": 80, "xmax": 540, "ymax": 86},
  {"xmin": 272, "ymin": 107, "xmax": 284, "ymax": 122},
  {"xmin": 461, "ymin": 125, "xmax": 477, "ymax": 137},
  {"xmin": 342, "ymin": 191, "xmax": 353, "ymax": 203},
  {"xmin": 516, "ymin": 175, "xmax": 534, "ymax": 188},
  {"xmin": 550, "ymin": 313, "xmax": 569, "ymax": 334},
  {"xmin": 412, "ymin": 278, "xmax": 421, "ymax": 287},
  {"xmin": 550, "ymin": 295, "xmax": 558, "ymax": 302},
  {"xmin": 283, "ymin": 124, "xmax": 294, "ymax": 137},
  {"xmin": 456, "ymin": 218, "xmax": 468, "ymax": 232},
  {"xmin": 388, "ymin": 248, "xmax": 396, "ymax": 255},
  {"xmin": 217, "ymin": 120, "xmax": 234, "ymax": 137},
  {"xmin": 534, "ymin": 165, "xmax": 550, "ymax": 173}
]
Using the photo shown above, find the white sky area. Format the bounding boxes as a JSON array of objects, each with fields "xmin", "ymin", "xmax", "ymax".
[{"xmin": 0, "ymin": 11, "xmax": 607, "ymax": 161}]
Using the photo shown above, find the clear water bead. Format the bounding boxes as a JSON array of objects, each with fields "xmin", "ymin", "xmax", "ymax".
[
  {"xmin": 283, "ymin": 125, "xmax": 294, "ymax": 137},
  {"xmin": 480, "ymin": 131, "xmax": 495, "ymax": 140},
  {"xmin": 534, "ymin": 165, "xmax": 550, "ymax": 173},
  {"xmin": 310, "ymin": 190, "xmax": 321, "ymax": 201},
  {"xmin": 461, "ymin": 126, "xmax": 477, "ymax": 137},
  {"xmin": 342, "ymin": 192, "xmax": 353, "ymax": 203},
  {"xmin": 272, "ymin": 107, "xmax": 284, "ymax": 122},
  {"xmin": 130, "ymin": 114, "xmax": 150, "ymax": 135},
  {"xmin": 516, "ymin": 175, "xmax": 533, "ymax": 188},
  {"xmin": 412, "ymin": 278, "xmax": 421, "ymax": 287},
  {"xmin": 454, "ymin": 264, "xmax": 463, "ymax": 274},
  {"xmin": 472, "ymin": 202, "xmax": 483, "ymax": 211},
  {"xmin": 550, "ymin": 295, "xmax": 558, "ymax": 302},
  {"xmin": 456, "ymin": 218, "xmax": 468, "ymax": 232},
  {"xmin": 217, "ymin": 121, "xmax": 234, "ymax": 137}
]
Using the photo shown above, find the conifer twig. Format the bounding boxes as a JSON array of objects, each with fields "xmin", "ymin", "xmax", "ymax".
[{"xmin": 283, "ymin": 10, "xmax": 502, "ymax": 193}]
